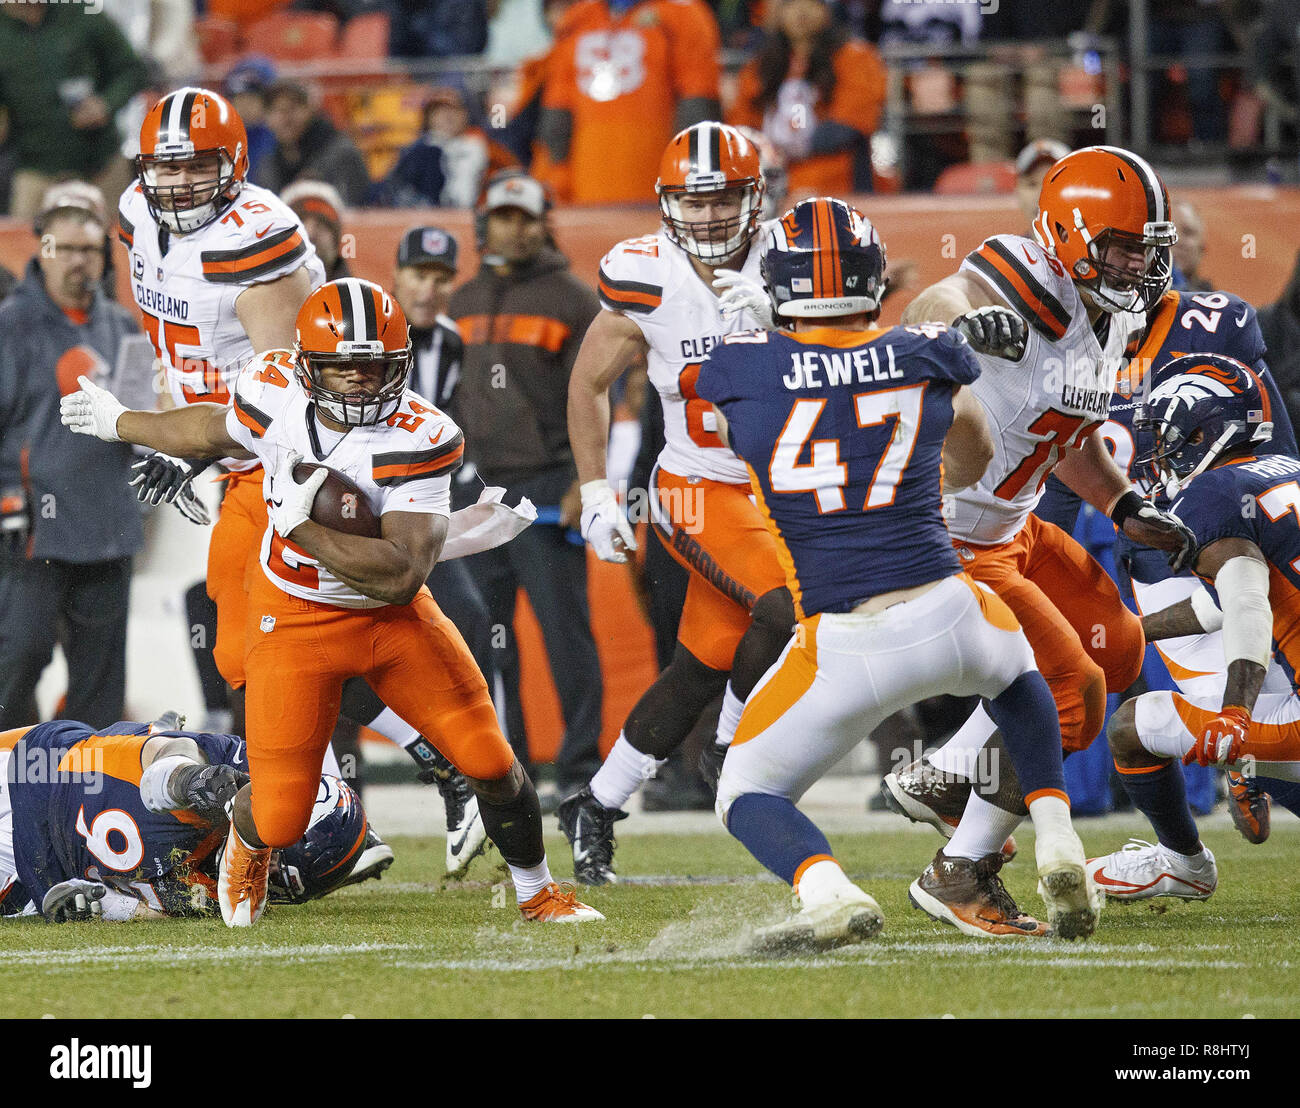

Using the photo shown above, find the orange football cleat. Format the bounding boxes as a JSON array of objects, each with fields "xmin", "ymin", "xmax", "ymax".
[
  {"xmin": 518, "ymin": 882, "xmax": 605, "ymax": 923},
  {"xmin": 1226, "ymin": 771, "xmax": 1271, "ymax": 845},
  {"xmin": 217, "ymin": 822, "xmax": 272, "ymax": 928}
]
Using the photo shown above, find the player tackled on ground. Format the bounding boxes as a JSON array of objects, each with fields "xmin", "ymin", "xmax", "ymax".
[
  {"xmin": 60, "ymin": 277, "xmax": 602, "ymax": 928},
  {"xmin": 1090, "ymin": 354, "xmax": 1300, "ymax": 899},
  {"xmin": 695, "ymin": 198, "xmax": 1100, "ymax": 951}
]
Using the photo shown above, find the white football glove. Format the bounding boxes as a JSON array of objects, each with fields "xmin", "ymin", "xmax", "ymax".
[
  {"xmin": 59, "ymin": 374, "xmax": 125, "ymax": 442},
  {"xmin": 711, "ymin": 268, "xmax": 775, "ymax": 330},
  {"xmin": 42, "ymin": 879, "xmax": 108, "ymax": 922},
  {"xmin": 579, "ymin": 479, "xmax": 637, "ymax": 563},
  {"xmin": 268, "ymin": 451, "xmax": 325, "ymax": 538}
]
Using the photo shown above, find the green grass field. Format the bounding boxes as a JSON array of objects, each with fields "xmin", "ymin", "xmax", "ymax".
[{"xmin": 4, "ymin": 819, "xmax": 1297, "ymax": 1020}]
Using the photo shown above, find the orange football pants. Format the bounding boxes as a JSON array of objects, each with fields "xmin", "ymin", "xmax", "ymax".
[
  {"xmin": 652, "ymin": 468, "xmax": 788, "ymax": 671},
  {"xmin": 953, "ymin": 512, "xmax": 1145, "ymax": 752},
  {"xmin": 242, "ymin": 569, "xmax": 515, "ymax": 847},
  {"xmin": 207, "ymin": 468, "xmax": 267, "ymax": 690}
]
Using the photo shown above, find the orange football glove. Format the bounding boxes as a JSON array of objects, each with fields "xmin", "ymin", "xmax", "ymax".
[{"xmin": 1183, "ymin": 706, "xmax": 1251, "ymax": 767}]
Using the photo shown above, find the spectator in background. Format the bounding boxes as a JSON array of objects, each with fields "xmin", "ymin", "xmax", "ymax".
[
  {"xmin": 1150, "ymin": 0, "xmax": 1230, "ymax": 145},
  {"xmin": 282, "ymin": 180, "xmax": 352, "ymax": 282},
  {"xmin": 224, "ymin": 56, "xmax": 278, "ymax": 179},
  {"xmin": 1170, "ymin": 199, "xmax": 1212, "ymax": 292},
  {"xmin": 371, "ymin": 86, "xmax": 518, "ymax": 208},
  {"xmin": 255, "ymin": 79, "xmax": 372, "ymax": 206},
  {"xmin": 0, "ymin": 2, "xmax": 149, "ymax": 220},
  {"xmin": 389, "ymin": 0, "xmax": 491, "ymax": 57},
  {"xmin": 728, "ymin": 0, "xmax": 886, "ymax": 194},
  {"xmin": 0, "ymin": 200, "xmax": 144, "ymax": 729},
  {"xmin": 40, "ymin": 180, "xmax": 118, "ymax": 303},
  {"xmin": 538, "ymin": 0, "xmax": 721, "ymax": 204},
  {"xmin": 448, "ymin": 172, "xmax": 604, "ymax": 799},
  {"xmin": 1014, "ymin": 138, "xmax": 1070, "ymax": 230}
]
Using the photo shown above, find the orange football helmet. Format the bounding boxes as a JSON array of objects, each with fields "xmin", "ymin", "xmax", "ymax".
[
  {"xmin": 1033, "ymin": 145, "xmax": 1177, "ymax": 314},
  {"xmin": 294, "ymin": 278, "xmax": 412, "ymax": 426},
  {"xmin": 137, "ymin": 87, "xmax": 249, "ymax": 234},
  {"xmin": 656, "ymin": 122, "xmax": 765, "ymax": 264}
]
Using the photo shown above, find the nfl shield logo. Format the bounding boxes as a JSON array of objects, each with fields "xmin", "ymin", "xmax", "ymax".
[
  {"xmin": 156, "ymin": 267, "xmax": 164, "ymax": 282},
  {"xmin": 260, "ymin": 615, "xmax": 276, "ymax": 633}
]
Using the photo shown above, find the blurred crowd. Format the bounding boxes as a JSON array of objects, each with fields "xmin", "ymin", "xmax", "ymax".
[{"xmin": 2, "ymin": 0, "xmax": 1298, "ymax": 222}]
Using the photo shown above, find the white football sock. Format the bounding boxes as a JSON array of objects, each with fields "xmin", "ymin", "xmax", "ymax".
[
  {"xmin": 590, "ymin": 733, "xmax": 665, "ymax": 810},
  {"xmin": 510, "ymin": 860, "xmax": 554, "ymax": 903},
  {"xmin": 715, "ymin": 684, "xmax": 744, "ymax": 748},
  {"xmin": 946, "ymin": 790, "xmax": 1022, "ymax": 861},
  {"xmin": 321, "ymin": 743, "xmax": 342, "ymax": 778},
  {"xmin": 926, "ymin": 704, "xmax": 997, "ymax": 780},
  {"xmin": 366, "ymin": 706, "xmax": 420, "ymax": 748},
  {"xmin": 795, "ymin": 858, "xmax": 856, "ymax": 907}
]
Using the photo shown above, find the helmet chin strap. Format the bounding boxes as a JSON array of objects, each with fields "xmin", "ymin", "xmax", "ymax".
[{"xmin": 1165, "ymin": 423, "xmax": 1242, "ymax": 498}]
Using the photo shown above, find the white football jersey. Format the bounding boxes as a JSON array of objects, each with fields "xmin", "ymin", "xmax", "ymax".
[
  {"xmin": 120, "ymin": 181, "xmax": 326, "ymax": 470},
  {"xmin": 597, "ymin": 227, "xmax": 772, "ymax": 484},
  {"xmin": 225, "ymin": 350, "xmax": 463, "ymax": 609},
  {"xmin": 946, "ymin": 233, "xmax": 1141, "ymax": 545}
]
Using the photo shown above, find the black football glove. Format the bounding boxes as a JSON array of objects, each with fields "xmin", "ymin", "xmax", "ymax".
[
  {"xmin": 952, "ymin": 306, "xmax": 1028, "ymax": 361},
  {"xmin": 0, "ymin": 486, "xmax": 30, "ymax": 556},
  {"xmin": 130, "ymin": 453, "xmax": 213, "ymax": 525},
  {"xmin": 1111, "ymin": 491, "xmax": 1200, "ymax": 573},
  {"xmin": 170, "ymin": 762, "xmax": 249, "ymax": 820}
]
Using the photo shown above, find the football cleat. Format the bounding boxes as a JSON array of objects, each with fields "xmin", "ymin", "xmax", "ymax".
[
  {"xmin": 415, "ymin": 744, "xmax": 489, "ymax": 877},
  {"xmin": 880, "ymin": 758, "xmax": 1017, "ymax": 862},
  {"xmin": 908, "ymin": 850, "xmax": 1049, "ymax": 938},
  {"xmin": 1086, "ymin": 839, "xmax": 1217, "ymax": 901},
  {"xmin": 217, "ymin": 823, "xmax": 271, "ymax": 928},
  {"xmin": 1226, "ymin": 771, "xmax": 1271, "ymax": 845},
  {"xmin": 340, "ymin": 826, "xmax": 394, "ymax": 888},
  {"xmin": 557, "ymin": 786, "xmax": 628, "ymax": 886},
  {"xmin": 1034, "ymin": 827, "xmax": 1101, "ymax": 940},
  {"xmin": 750, "ymin": 888, "xmax": 884, "ymax": 956},
  {"xmin": 518, "ymin": 882, "xmax": 605, "ymax": 922}
]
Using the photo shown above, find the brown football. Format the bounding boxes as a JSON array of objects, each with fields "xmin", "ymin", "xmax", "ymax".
[{"xmin": 292, "ymin": 463, "xmax": 380, "ymax": 538}]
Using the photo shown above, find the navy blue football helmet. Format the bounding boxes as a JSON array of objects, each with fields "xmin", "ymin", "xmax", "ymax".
[
  {"xmin": 1134, "ymin": 353, "xmax": 1273, "ymax": 497},
  {"xmin": 267, "ymin": 775, "xmax": 369, "ymax": 903},
  {"xmin": 760, "ymin": 197, "xmax": 887, "ymax": 320}
]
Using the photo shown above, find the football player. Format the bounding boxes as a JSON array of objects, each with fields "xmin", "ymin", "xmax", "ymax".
[
  {"xmin": 1035, "ymin": 277, "xmax": 1300, "ymax": 842},
  {"xmin": 1089, "ymin": 354, "xmax": 1300, "ymax": 899},
  {"xmin": 563, "ymin": 121, "xmax": 800, "ymax": 885},
  {"xmin": 697, "ymin": 198, "xmax": 1099, "ymax": 948},
  {"xmin": 121, "ymin": 88, "xmax": 479, "ymax": 872},
  {"xmin": 0, "ymin": 714, "xmax": 374, "ymax": 922},
  {"xmin": 62, "ymin": 277, "xmax": 602, "ymax": 928},
  {"xmin": 883, "ymin": 146, "xmax": 1196, "ymax": 933}
]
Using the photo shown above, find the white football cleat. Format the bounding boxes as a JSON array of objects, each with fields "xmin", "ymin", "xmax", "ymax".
[
  {"xmin": 1034, "ymin": 826, "xmax": 1101, "ymax": 940},
  {"xmin": 217, "ymin": 823, "xmax": 272, "ymax": 928},
  {"xmin": 750, "ymin": 888, "xmax": 884, "ymax": 955},
  {"xmin": 1086, "ymin": 839, "xmax": 1217, "ymax": 901},
  {"xmin": 446, "ymin": 794, "xmax": 488, "ymax": 878}
]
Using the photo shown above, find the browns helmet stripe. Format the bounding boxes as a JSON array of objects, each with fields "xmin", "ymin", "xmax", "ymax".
[
  {"xmin": 161, "ymin": 89, "xmax": 197, "ymax": 147},
  {"xmin": 1097, "ymin": 145, "xmax": 1167, "ymax": 225},
  {"xmin": 362, "ymin": 282, "xmax": 379, "ymax": 341}
]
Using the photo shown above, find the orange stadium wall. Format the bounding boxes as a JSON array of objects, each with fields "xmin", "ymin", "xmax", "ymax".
[{"xmin": 4, "ymin": 186, "xmax": 1297, "ymax": 764}]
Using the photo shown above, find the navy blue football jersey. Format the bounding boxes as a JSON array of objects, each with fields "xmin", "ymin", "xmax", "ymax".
[
  {"xmin": 696, "ymin": 323, "xmax": 980, "ymax": 617},
  {"xmin": 1169, "ymin": 454, "xmax": 1300, "ymax": 684},
  {"xmin": 7, "ymin": 721, "xmax": 242, "ymax": 915}
]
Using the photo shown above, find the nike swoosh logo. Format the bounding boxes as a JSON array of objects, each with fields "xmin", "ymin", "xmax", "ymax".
[
  {"xmin": 254, "ymin": 226, "xmax": 274, "ymax": 239},
  {"xmin": 428, "ymin": 427, "xmax": 445, "ymax": 446},
  {"xmin": 1021, "ymin": 246, "xmax": 1039, "ymax": 266},
  {"xmin": 1236, "ymin": 308, "xmax": 1250, "ymax": 327},
  {"xmin": 270, "ymin": 497, "xmax": 283, "ymax": 507}
]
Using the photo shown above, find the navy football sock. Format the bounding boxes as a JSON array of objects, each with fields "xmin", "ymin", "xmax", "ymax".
[
  {"xmin": 1259, "ymin": 775, "xmax": 1300, "ymax": 817},
  {"xmin": 984, "ymin": 671, "xmax": 1067, "ymax": 798},
  {"xmin": 1116, "ymin": 760, "xmax": 1201, "ymax": 855},
  {"xmin": 726, "ymin": 793, "xmax": 832, "ymax": 887}
]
